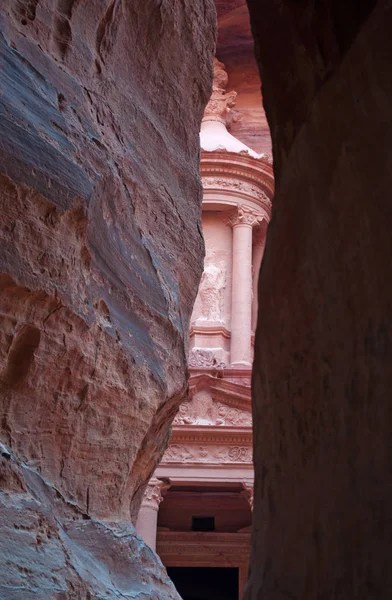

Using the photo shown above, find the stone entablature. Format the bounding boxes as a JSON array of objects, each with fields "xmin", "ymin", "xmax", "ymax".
[
  {"xmin": 162, "ymin": 444, "xmax": 252, "ymax": 465},
  {"xmin": 201, "ymin": 151, "xmax": 274, "ymax": 213},
  {"xmin": 157, "ymin": 531, "xmax": 251, "ymax": 565}
]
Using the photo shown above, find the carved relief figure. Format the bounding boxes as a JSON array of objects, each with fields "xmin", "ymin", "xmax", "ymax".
[
  {"xmin": 174, "ymin": 393, "xmax": 251, "ymax": 427},
  {"xmin": 188, "ymin": 348, "xmax": 226, "ymax": 369},
  {"xmin": 198, "ymin": 261, "xmax": 226, "ymax": 322}
]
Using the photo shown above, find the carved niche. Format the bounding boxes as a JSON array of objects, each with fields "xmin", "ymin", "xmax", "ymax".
[{"xmin": 198, "ymin": 260, "xmax": 226, "ymax": 322}]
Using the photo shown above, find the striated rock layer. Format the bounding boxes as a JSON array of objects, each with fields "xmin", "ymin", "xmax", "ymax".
[
  {"xmin": 247, "ymin": 1, "xmax": 392, "ymax": 598},
  {"xmin": 0, "ymin": 0, "xmax": 216, "ymax": 597}
]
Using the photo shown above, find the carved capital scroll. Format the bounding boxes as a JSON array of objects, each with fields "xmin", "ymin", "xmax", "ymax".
[
  {"xmin": 140, "ymin": 477, "xmax": 170, "ymax": 511},
  {"xmin": 226, "ymin": 205, "xmax": 264, "ymax": 228},
  {"xmin": 241, "ymin": 480, "xmax": 254, "ymax": 510}
]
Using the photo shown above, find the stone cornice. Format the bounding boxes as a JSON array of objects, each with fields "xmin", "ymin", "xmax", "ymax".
[
  {"xmin": 190, "ymin": 324, "xmax": 231, "ymax": 339},
  {"xmin": 201, "ymin": 151, "xmax": 274, "ymax": 200},
  {"xmin": 158, "ymin": 531, "xmax": 251, "ymax": 543},
  {"xmin": 171, "ymin": 426, "xmax": 252, "ymax": 445}
]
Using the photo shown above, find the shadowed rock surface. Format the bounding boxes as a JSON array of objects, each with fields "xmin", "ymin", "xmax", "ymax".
[
  {"xmin": 247, "ymin": 1, "xmax": 392, "ymax": 598},
  {"xmin": 0, "ymin": 0, "xmax": 216, "ymax": 597}
]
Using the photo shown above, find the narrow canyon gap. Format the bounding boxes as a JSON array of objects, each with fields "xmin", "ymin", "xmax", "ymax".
[
  {"xmin": 246, "ymin": 1, "xmax": 392, "ymax": 599},
  {"xmin": 0, "ymin": 1, "xmax": 216, "ymax": 597}
]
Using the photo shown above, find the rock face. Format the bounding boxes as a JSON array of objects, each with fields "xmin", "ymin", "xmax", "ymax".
[
  {"xmin": 214, "ymin": 0, "xmax": 271, "ymax": 155},
  {"xmin": 246, "ymin": 1, "xmax": 392, "ymax": 598},
  {"xmin": 0, "ymin": 0, "xmax": 215, "ymax": 597},
  {"xmin": 0, "ymin": 444, "xmax": 180, "ymax": 600}
]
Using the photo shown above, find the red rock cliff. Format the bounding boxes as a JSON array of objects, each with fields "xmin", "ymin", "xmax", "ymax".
[
  {"xmin": 0, "ymin": 1, "xmax": 216, "ymax": 597},
  {"xmin": 246, "ymin": 1, "xmax": 392, "ymax": 598}
]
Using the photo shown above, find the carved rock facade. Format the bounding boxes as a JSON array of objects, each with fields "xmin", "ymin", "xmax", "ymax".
[{"xmin": 136, "ymin": 58, "xmax": 273, "ymax": 600}]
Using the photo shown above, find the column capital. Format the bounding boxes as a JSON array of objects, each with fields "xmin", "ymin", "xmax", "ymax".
[
  {"xmin": 140, "ymin": 477, "xmax": 170, "ymax": 511},
  {"xmin": 241, "ymin": 480, "xmax": 254, "ymax": 511},
  {"xmin": 226, "ymin": 205, "xmax": 264, "ymax": 228}
]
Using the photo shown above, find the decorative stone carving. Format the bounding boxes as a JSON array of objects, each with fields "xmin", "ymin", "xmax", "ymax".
[
  {"xmin": 162, "ymin": 444, "xmax": 253, "ymax": 464},
  {"xmin": 188, "ymin": 348, "xmax": 226, "ymax": 369},
  {"xmin": 141, "ymin": 478, "xmax": 170, "ymax": 511},
  {"xmin": 202, "ymin": 176, "xmax": 272, "ymax": 206},
  {"xmin": 241, "ymin": 481, "xmax": 254, "ymax": 510},
  {"xmin": 226, "ymin": 205, "xmax": 264, "ymax": 228},
  {"xmin": 199, "ymin": 261, "xmax": 226, "ymax": 322},
  {"xmin": 203, "ymin": 58, "xmax": 237, "ymax": 125},
  {"xmin": 173, "ymin": 392, "xmax": 252, "ymax": 427}
]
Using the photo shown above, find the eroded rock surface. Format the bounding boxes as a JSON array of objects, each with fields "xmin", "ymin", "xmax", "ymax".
[
  {"xmin": 0, "ymin": 0, "xmax": 216, "ymax": 596},
  {"xmin": 247, "ymin": 1, "xmax": 392, "ymax": 598},
  {"xmin": 0, "ymin": 443, "xmax": 181, "ymax": 599}
]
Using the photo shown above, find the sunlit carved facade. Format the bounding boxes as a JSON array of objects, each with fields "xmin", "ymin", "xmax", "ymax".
[{"xmin": 136, "ymin": 59, "xmax": 273, "ymax": 599}]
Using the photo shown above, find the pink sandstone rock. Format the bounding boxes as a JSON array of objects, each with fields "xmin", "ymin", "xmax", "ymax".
[
  {"xmin": 214, "ymin": 0, "xmax": 271, "ymax": 155},
  {"xmin": 0, "ymin": 0, "xmax": 216, "ymax": 596},
  {"xmin": 246, "ymin": 1, "xmax": 392, "ymax": 598}
]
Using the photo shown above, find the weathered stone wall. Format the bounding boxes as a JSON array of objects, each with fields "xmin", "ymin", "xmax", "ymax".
[
  {"xmin": 247, "ymin": 1, "xmax": 392, "ymax": 598},
  {"xmin": 0, "ymin": 0, "xmax": 216, "ymax": 597}
]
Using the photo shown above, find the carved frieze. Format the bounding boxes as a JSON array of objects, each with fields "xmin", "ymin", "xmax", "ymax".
[
  {"xmin": 162, "ymin": 444, "xmax": 252, "ymax": 464},
  {"xmin": 202, "ymin": 176, "xmax": 272, "ymax": 207}
]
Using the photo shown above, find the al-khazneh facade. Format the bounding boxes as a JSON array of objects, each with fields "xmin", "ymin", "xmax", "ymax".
[{"xmin": 136, "ymin": 59, "xmax": 274, "ymax": 600}]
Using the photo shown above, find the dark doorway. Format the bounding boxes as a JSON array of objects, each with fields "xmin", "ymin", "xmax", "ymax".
[{"xmin": 167, "ymin": 567, "xmax": 238, "ymax": 600}]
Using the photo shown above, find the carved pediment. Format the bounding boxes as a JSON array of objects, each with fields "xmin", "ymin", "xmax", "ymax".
[{"xmin": 173, "ymin": 390, "xmax": 251, "ymax": 427}]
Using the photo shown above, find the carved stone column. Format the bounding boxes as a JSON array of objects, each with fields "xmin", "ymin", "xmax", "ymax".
[
  {"xmin": 135, "ymin": 478, "xmax": 169, "ymax": 551},
  {"xmin": 228, "ymin": 206, "xmax": 262, "ymax": 365},
  {"xmin": 252, "ymin": 226, "xmax": 267, "ymax": 332}
]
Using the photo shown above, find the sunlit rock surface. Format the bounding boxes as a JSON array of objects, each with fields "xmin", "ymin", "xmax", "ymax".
[
  {"xmin": 215, "ymin": 0, "xmax": 271, "ymax": 154},
  {"xmin": 247, "ymin": 1, "xmax": 392, "ymax": 598},
  {"xmin": 0, "ymin": 0, "xmax": 216, "ymax": 596}
]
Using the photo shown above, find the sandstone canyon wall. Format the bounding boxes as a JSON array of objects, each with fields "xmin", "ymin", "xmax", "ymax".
[
  {"xmin": 246, "ymin": 1, "xmax": 392, "ymax": 598},
  {"xmin": 0, "ymin": 1, "xmax": 216, "ymax": 597},
  {"xmin": 214, "ymin": 0, "xmax": 271, "ymax": 155}
]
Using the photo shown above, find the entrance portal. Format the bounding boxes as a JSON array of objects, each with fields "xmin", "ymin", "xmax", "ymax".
[{"xmin": 167, "ymin": 566, "xmax": 239, "ymax": 600}]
